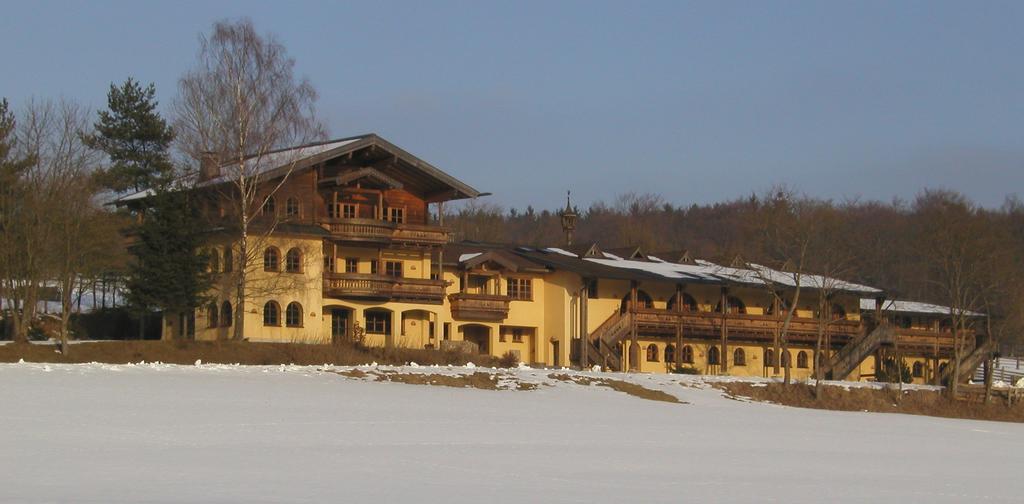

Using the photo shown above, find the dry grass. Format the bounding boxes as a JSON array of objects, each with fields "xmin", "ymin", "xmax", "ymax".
[
  {"xmin": 548, "ymin": 373, "xmax": 682, "ymax": 404},
  {"xmin": 373, "ymin": 371, "xmax": 501, "ymax": 390},
  {"xmin": 0, "ymin": 340, "xmax": 498, "ymax": 368},
  {"xmin": 717, "ymin": 381, "xmax": 1024, "ymax": 423}
]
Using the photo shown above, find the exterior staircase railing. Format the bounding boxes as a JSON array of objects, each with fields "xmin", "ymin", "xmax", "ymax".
[
  {"xmin": 943, "ymin": 338, "xmax": 997, "ymax": 384},
  {"xmin": 827, "ymin": 323, "xmax": 896, "ymax": 380}
]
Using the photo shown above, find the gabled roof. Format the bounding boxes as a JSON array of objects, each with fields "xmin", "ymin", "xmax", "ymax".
[{"xmin": 115, "ymin": 133, "xmax": 482, "ymax": 205}]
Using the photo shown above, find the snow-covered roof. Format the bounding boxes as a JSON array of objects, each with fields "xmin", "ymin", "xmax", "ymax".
[
  {"xmin": 859, "ymin": 298, "xmax": 984, "ymax": 317},
  {"xmin": 458, "ymin": 253, "xmax": 482, "ymax": 262}
]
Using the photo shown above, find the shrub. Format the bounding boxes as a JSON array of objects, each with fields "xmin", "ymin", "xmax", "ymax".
[
  {"xmin": 877, "ymin": 358, "xmax": 912, "ymax": 384},
  {"xmin": 671, "ymin": 366, "xmax": 700, "ymax": 375},
  {"xmin": 498, "ymin": 350, "xmax": 519, "ymax": 368}
]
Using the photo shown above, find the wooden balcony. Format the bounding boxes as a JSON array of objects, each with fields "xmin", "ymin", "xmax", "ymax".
[
  {"xmin": 449, "ymin": 293, "xmax": 511, "ymax": 321},
  {"xmin": 323, "ymin": 272, "xmax": 445, "ymax": 304},
  {"xmin": 626, "ymin": 307, "xmax": 864, "ymax": 344},
  {"xmin": 892, "ymin": 327, "xmax": 975, "ymax": 353},
  {"xmin": 321, "ymin": 218, "xmax": 449, "ymax": 246}
]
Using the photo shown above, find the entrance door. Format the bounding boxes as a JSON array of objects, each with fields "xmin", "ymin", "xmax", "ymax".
[{"xmin": 331, "ymin": 309, "xmax": 350, "ymax": 343}]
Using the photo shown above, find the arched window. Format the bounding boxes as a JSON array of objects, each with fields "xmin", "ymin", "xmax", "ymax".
[
  {"xmin": 708, "ymin": 346, "xmax": 720, "ymax": 365},
  {"xmin": 646, "ymin": 344, "xmax": 659, "ymax": 362},
  {"xmin": 207, "ymin": 303, "xmax": 219, "ymax": 328},
  {"xmin": 286, "ymin": 302, "xmax": 303, "ymax": 327},
  {"xmin": 938, "ymin": 362, "xmax": 948, "ymax": 377},
  {"xmin": 912, "ymin": 361, "xmax": 924, "ymax": 378},
  {"xmin": 668, "ymin": 292, "xmax": 698, "ymax": 312},
  {"xmin": 285, "ymin": 248, "xmax": 302, "ymax": 273},
  {"xmin": 262, "ymin": 196, "xmax": 276, "ymax": 216},
  {"xmin": 223, "ymin": 247, "xmax": 233, "ymax": 273},
  {"xmin": 681, "ymin": 345, "xmax": 694, "ymax": 364},
  {"xmin": 285, "ymin": 197, "xmax": 300, "ymax": 218},
  {"xmin": 797, "ymin": 351, "xmax": 809, "ymax": 369},
  {"xmin": 780, "ymin": 350, "xmax": 790, "ymax": 367},
  {"xmin": 665, "ymin": 344, "xmax": 675, "ymax": 363},
  {"xmin": 764, "ymin": 348, "xmax": 775, "ymax": 367},
  {"xmin": 263, "ymin": 247, "xmax": 280, "ymax": 272},
  {"xmin": 620, "ymin": 291, "xmax": 654, "ymax": 313},
  {"xmin": 715, "ymin": 296, "xmax": 746, "ymax": 314},
  {"xmin": 831, "ymin": 303, "xmax": 847, "ymax": 320},
  {"xmin": 220, "ymin": 301, "xmax": 233, "ymax": 328},
  {"xmin": 263, "ymin": 301, "xmax": 280, "ymax": 326},
  {"xmin": 733, "ymin": 348, "xmax": 746, "ymax": 366}
]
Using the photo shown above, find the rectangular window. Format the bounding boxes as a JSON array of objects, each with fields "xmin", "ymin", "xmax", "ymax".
[
  {"xmin": 506, "ymin": 278, "xmax": 532, "ymax": 300},
  {"xmin": 370, "ymin": 260, "xmax": 378, "ymax": 275},
  {"xmin": 342, "ymin": 204, "xmax": 357, "ymax": 219},
  {"xmin": 499, "ymin": 332, "xmax": 507, "ymax": 343},
  {"xmin": 443, "ymin": 323, "xmax": 450, "ymax": 341},
  {"xmin": 587, "ymin": 279, "xmax": 598, "ymax": 299},
  {"xmin": 388, "ymin": 207, "xmax": 405, "ymax": 224},
  {"xmin": 327, "ymin": 202, "xmax": 338, "ymax": 218},
  {"xmin": 365, "ymin": 311, "xmax": 391, "ymax": 335},
  {"xmin": 324, "ymin": 255, "xmax": 335, "ymax": 273},
  {"xmin": 512, "ymin": 328, "xmax": 523, "ymax": 343},
  {"xmin": 345, "ymin": 258, "xmax": 358, "ymax": 273},
  {"xmin": 385, "ymin": 261, "xmax": 403, "ymax": 278}
]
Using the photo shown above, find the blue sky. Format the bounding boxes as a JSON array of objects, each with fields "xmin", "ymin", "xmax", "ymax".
[{"xmin": 3, "ymin": 1, "xmax": 1022, "ymax": 209}]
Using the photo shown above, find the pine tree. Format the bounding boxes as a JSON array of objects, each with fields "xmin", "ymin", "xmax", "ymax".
[
  {"xmin": 82, "ymin": 78, "xmax": 174, "ymax": 193},
  {"xmin": 125, "ymin": 179, "xmax": 213, "ymax": 338}
]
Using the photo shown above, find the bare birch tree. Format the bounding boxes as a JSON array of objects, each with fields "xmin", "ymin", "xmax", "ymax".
[{"xmin": 173, "ymin": 19, "xmax": 325, "ymax": 340}]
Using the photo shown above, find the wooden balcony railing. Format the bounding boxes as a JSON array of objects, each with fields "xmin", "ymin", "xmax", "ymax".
[
  {"xmin": 892, "ymin": 327, "xmax": 975, "ymax": 352},
  {"xmin": 625, "ymin": 307, "xmax": 864, "ymax": 342},
  {"xmin": 323, "ymin": 272, "xmax": 446, "ymax": 304},
  {"xmin": 448, "ymin": 293, "xmax": 511, "ymax": 321},
  {"xmin": 321, "ymin": 218, "xmax": 449, "ymax": 245}
]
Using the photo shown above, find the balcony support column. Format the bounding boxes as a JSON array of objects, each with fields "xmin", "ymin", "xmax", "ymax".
[
  {"xmin": 629, "ymin": 281, "xmax": 638, "ymax": 372},
  {"xmin": 580, "ymin": 279, "xmax": 589, "ymax": 369},
  {"xmin": 675, "ymin": 284, "xmax": 683, "ymax": 370},
  {"xmin": 720, "ymin": 287, "xmax": 729, "ymax": 375}
]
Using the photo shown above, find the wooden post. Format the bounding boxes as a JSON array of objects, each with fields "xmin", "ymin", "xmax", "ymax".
[
  {"xmin": 720, "ymin": 288, "xmax": 729, "ymax": 375},
  {"xmin": 580, "ymin": 279, "xmax": 589, "ymax": 369},
  {"xmin": 377, "ymin": 191, "xmax": 383, "ymax": 220},
  {"xmin": 674, "ymin": 284, "xmax": 683, "ymax": 370},
  {"xmin": 436, "ymin": 201, "xmax": 445, "ymax": 282},
  {"xmin": 772, "ymin": 294, "xmax": 781, "ymax": 374},
  {"xmin": 629, "ymin": 281, "xmax": 638, "ymax": 372}
]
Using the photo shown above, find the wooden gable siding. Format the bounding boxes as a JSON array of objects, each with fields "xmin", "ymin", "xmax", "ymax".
[{"xmin": 383, "ymin": 188, "xmax": 428, "ymax": 225}]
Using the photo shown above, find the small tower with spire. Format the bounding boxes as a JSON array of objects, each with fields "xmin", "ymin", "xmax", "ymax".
[{"xmin": 560, "ymin": 190, "xmax": 578, "ymax": 247}]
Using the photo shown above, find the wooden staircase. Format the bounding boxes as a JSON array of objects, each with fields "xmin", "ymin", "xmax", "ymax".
[
  {"xmin": 585, "ymin": 310, "xmax": 634, "ymax": 371},
  {"xmin": 943, "ymin": 338, "xmax": 997, "ymax": 384},
  {"xmin": 827, "ymin": 324, "xmax": 897, "ymax": 380}
]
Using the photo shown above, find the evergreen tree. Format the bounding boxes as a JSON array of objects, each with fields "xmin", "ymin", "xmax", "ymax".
[
  {"xmin": 82, "ymin": 78, "xmax": 174, "ymax": 193},
  {"xmin": 125, "ymin": 179, "xmax": 213, "ymax": 337}
]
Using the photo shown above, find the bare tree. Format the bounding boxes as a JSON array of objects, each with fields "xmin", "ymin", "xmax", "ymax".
[
  {"xmin": 0, "ymin": 98, "xmax": 37, "ymax": 341},
  {"xmin": 912, "ymin": 191, "xmax": 997, "ymax": 398},
  {"xmin": 173, "ymin": 18, "xmax": 325, "ymax": 340}
]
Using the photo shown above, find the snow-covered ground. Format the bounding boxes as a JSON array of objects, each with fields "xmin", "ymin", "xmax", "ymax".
[{"xmin": 1, "ymin": 363, "xmax": 1021, "ymax": 503}]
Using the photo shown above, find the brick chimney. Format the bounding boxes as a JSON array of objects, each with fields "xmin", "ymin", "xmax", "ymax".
[{"xmin": 199, "ymin": 151, "xmax": 220, "ymax": 182}]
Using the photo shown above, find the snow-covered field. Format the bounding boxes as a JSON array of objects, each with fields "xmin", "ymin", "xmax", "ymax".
[{"xmin": 1, "ymin": 363, "xmax": 1021, "ymax": 503}]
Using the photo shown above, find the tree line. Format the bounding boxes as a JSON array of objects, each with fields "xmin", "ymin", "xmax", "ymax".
[{"xmin": 1, "ymin": 18, "xmax": 320, "ymax": 349}]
